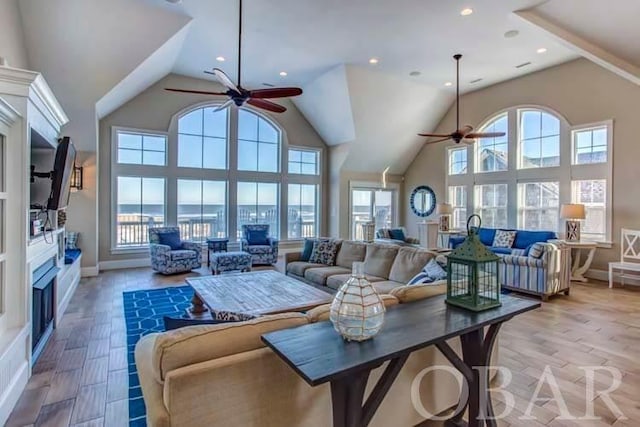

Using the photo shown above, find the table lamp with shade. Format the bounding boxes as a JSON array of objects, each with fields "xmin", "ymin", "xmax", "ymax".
[
  {"xmin": 560, "ymin": 203, "xmax": 586, "ymax": 242},
  {"xmin": 435, "ymin": 203, "xmax": 453, "ymax": 232}
]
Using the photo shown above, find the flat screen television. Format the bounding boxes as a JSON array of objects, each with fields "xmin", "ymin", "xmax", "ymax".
[{"xmin": 47, "ymin": 137, "xmax": 76, "ymax": 211}]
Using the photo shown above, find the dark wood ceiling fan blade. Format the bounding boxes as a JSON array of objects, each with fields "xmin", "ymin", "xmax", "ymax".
[
  {"xmin": 247, "ymin": 98, "xmax": 287, "ymax": 113},
  {"xmin": 165, "ymin": 88, "xmax": 228, "ymax": 96},
  {"xmin": 418, "ymin": 133, "xmax": 452, "ymax": 138},
  {"xmin": 249, "ymin": 87, "xmax": 303, "ymax": 99},
  {"xmin": 465, "ymin": 132, "xmax": 506, "ymax": 139},
  {"xmin": 424, "ymin": 136, "xmax": 452, "ymax": 145}
]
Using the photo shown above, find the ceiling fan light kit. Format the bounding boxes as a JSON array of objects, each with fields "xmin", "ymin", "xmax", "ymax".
[
  {"xmin": 164, "ymin": 0, "xmax": 302, "ymax": 113},
  {"xmin": 418, "ymin": 54, "xmax": 506, "ymax": 145}
]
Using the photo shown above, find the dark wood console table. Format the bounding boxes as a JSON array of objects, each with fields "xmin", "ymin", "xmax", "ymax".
[{"xmin": 262, "ymin": 294, "xmax": 540, "ymax": 427}]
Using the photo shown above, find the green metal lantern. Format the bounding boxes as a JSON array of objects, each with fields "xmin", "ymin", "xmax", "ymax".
[{"xmin": 446, "ymin": 214, "xmax": 501, "ymax": 312}]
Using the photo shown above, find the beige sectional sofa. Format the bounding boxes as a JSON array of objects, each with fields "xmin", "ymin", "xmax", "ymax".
[
  {"xmin": 285, "ymin": 240, "xmax": 445, "ymax": 293},
  {"xmin": 134, "ymin": 283, "xmax": 487, "ymax": 427}
]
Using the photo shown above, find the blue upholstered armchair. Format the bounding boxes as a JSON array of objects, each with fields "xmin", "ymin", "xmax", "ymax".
[
  {"xmin": 241, "ymin": 224, "xmax": 279, "ymax": 265},
  {"xmin": 148, "ymin": 227, "xmax": 201, "ymax": 275}
]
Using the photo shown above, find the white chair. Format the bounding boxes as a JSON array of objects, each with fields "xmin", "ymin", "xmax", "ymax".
[{"xmin": 609, "ymin": 229, "xmax": 640, "ymax": 288}]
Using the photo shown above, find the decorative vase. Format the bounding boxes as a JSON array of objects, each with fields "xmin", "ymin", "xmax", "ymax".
[{"xmin": 330, "ymin": 262, "xmax": 385, "ymax": 341}]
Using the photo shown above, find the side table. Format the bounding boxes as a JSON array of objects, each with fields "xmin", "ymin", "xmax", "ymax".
[
  {"xmin": 206, "ymin": 237, "xmax": 229, "ymax": 267},
  {"xmin": 551, "ymin": 239, "xmax": 597, "ymax": 282}
]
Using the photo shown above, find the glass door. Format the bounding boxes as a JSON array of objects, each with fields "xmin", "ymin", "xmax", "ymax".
[{"xmin": 351, "ymin": 188, "xmax": 395, "ymax": 240}]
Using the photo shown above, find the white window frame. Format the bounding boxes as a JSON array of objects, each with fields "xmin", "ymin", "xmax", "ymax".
[
  {"xmin": 517, "ymin": 181, "xmax": 560, "ymax": 231},
  {"xmin": 110, "ymin": 107, "xmax": 325, "ymax": 252},
  {"xmin": 444, "ymin": 107, "xmax": 613, "ymax": 246},
  {"xmin": 348, "ymin": 181, "xmax": 400, "ymax": 240},
  {"xmin": 288, "ymin": 147, "xmax": 320, "ymax": 176},
  {"xmin": 448, "ymin": 146, "xmax": 468, "ymax": 176}
]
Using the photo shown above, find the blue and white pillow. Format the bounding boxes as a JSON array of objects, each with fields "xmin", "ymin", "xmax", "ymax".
[
  {"xmin": 493, "ymin": 230, "xmax": 517, "ymax": 248},
  {"xmin": 408, "ymin": 258, "xmax": 448, "ymax": 285}
]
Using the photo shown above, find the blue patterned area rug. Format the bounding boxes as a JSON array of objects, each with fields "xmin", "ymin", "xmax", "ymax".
[{"xmin": 123, "ymin": 285, "xmax": 193, "ymax": 427}]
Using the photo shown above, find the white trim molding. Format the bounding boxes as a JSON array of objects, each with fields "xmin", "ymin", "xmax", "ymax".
[
  {"xmin": 81, "ymin": 266, "xmax": 100, "ymax": 277},
  {"xmin": 99, "ymin": 258, "xmax": 150, "ymax": 271}
]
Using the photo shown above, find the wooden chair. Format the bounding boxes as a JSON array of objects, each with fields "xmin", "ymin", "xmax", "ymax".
[{"xmin": 609, "ymin": 229, "xmax": 640, "ymax": 288}]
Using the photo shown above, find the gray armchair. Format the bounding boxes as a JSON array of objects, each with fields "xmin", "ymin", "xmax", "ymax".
[
  {"xmin": 148, "ymin": 227, "xmax": 201, "ymax": 275},
  {"xmin": 240, "ymin": 224, "xmax": 278, "ymax": 265}
]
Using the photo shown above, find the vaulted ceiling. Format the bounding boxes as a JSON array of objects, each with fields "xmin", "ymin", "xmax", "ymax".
[{"xmin": 12, "ymin": 0, "xmax": 640, "ymax": 172}]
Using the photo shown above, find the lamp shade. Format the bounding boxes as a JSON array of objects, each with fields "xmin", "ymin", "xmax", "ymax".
[
  {"xmin": 560, "ymin": 204, "xmax": 585, "ymax": 220},
  {"xmin": 435, "ymin": 203, "xmax": 453, "ymax": 215}
]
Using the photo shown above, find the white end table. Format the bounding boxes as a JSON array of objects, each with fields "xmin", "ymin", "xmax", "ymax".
[{"xmin": 551, "ymin": 240, "xmax": 597, "ymax": 282}]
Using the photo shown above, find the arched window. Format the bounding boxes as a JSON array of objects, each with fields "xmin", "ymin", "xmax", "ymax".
[
  {"xmin": 446, "ymin": 106, "xmax": 612, "ymax": 242},
  {"xmin": 476, "ymin": 113, "xmax": 508, "ymax": 173},
  {"xmin": 112, "ymin": 104, "xmax": 321, "ymax": 249},
  {"xmin": 519, "ymin": 109, "xmax": 560, "ymax": 169},
  {"xmin": 178, "ymin": 106, "xmax": 228, "ymax": 169}
]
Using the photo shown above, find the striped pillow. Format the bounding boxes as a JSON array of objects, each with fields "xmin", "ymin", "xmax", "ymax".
[
  {"xmin": 408, "ymin": 259, "xmax": 447, "ymax": 285},
  {"xmin": 528, "ymin": 243, "xmax": 546, "ymax": 259}
]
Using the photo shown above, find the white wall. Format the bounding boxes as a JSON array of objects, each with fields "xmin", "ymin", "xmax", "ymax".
[
  {"xmin": 0, "ymin": 0, "xmax": 28, "ymax": 69},
  {"xmin": 403, "ymin": 58, "xmax": 640, "ymax": 270},
  {"xmin": 98, "ymin": 73, "xmax": 328, "ymax": 264}
]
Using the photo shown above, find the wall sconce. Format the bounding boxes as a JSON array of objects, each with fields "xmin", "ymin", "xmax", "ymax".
[{"xmin": 70, "ymin": 165, "xmax": 83, "ymax": 191}]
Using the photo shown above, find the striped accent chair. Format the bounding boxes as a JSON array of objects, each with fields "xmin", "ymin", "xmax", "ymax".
[{"xmin": 499, "ymin": 242, "xmax": 571, "ymax": 301}]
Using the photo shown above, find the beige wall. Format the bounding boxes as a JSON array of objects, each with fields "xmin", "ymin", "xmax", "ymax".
[
  {"xmin": 0, "ymin": 0, "xmax": 28, "ymax": 69},
  {"xmin": 404, "ymin": 58, "xmax": 640, "ymax": 271},
  {"xmin": 98, "ymin": 73, "xmax": 328, "ymax": 264}
]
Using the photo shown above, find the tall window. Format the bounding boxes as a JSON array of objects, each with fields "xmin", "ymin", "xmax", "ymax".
[
  {"xmin": 116, "ymin": 177, "xmax": 165, "ymax": 247},
  {"xmin": 112, "ymin": 106, "xmax": 322, "ymax": 250},
  {"xmin": 350, "ymin": 188, "xmax": 395, "ymax": 240},
  {"xmin": 448, "ymin": 147, "xmax": 467, "ymax": 175},
  {"xmin": 238, "ymin": 109, "xmax": 279, "ymax": 172},
  {"xmin": 476, "ymin": 114, "xmax": 508, "ymax": 172},
  {"xmin": 518, "ymin": 182, "xmax": 559, "ymax": 230},
  {"xmin": 448, "ymin": 186, "xmax": 467, "ymax": 230},
  {"xmin": 178, "ymin": 107, "xmax": 227, "ymax": 169},
  {"xmin": 446, "ymin": 108, "xmax": 612, "ymax": 242},
  {"xmin": 288, "ymin": 184, "xmax": 318, "ymax": 238},
  {"xmin": 572, "ymin": 180, "xmax": 606, "ymax": 241},
  {"xmin": 474, "ymin": 184, "xmax": 508, "ymax": 228},
  {"xmin": 237, "ymin": 182, "xmax": 279, "ymax": 237},
  {"xmin": 116, "ymin": 131, "xmax": 166, "ymax": 166},
  {"xmin": 177, "ymin": 179, "xmax": 227, "ymax": 242},
  {"xmin": 519, "ymin": 109, "xmax": 560, "ymax": 168}
]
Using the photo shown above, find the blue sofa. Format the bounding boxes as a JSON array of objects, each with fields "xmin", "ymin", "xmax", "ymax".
[{"xmin": 449, "ymin": 227, "xmax": 557, "ymax": 255}]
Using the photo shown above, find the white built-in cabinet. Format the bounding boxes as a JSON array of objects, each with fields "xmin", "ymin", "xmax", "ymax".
[{"xmin": 0, "ymin": 66, "xmax": 69, "ymax": 426}]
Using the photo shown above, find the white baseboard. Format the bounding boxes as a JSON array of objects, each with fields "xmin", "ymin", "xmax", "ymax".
[
  {"xmin": 58, "ymin": 269, "xmax": 81, "ymax": 319},
  {"xmin": 585, "ymin": 268, "xmax": 640, "ymax": 284},
  {"xmin": 81, "ymin": 266, "xmax": 99, "ymax": 277},
  {"xmin": 99, "ymin": 258, "xmax": 150, "ymax": 271}
]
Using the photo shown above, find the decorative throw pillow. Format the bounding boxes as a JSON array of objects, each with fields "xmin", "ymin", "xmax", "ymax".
[
  {"xmin": 493, "ymin": 230, "xmax": 516, "ymax": 248},
  {"xmin": 157, "ymin": 231, "xmax": 182, "ymax": 250},
  {"xmin": 378, "ymin": 228, "xmax": 391, "ymax": 239},
  {"xmin": 247, "ymin": 229, "xmax": 269, "ymax": 245},
  {"xmin": 528, "ymin": 243, "xmax": 546, "ymax": 259},
  {"xmin": 389, "ymin": 228, "xmax": 406, "ymax": 241},
  {"xmin": 408, "ymin": 258, "xmax": 447, "ymax": 285},
  {"xmin": 310, "ymin": 239, "xmax": 340, "ymax": 265},
  {"xmin": 65, "ymin": 231, "xmax": 79, "ymax": 250},
  {"xmin": 300, "ymin": 238, "xmax": 316, "ymax": 262}
]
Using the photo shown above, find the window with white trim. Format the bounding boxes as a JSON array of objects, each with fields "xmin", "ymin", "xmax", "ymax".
[
  {"xmin": 111, "ymin": 105, "xmax": 323, "ymax": 250},
  {"xmin": 444, "ymin": 107, "xmax": 612, "ymax": 243},
  {"xmin": 448, "ymin": 185, "xmax": 467, "ymax": 230},
  {"xmin": 115, "ymin": 176, "xmax": 165, "ymax": 247},
  {"xmin": 288, "ymin": 184, "xmax": 318, "ymax": 238},
  {"xmin": 116, "ymin": 131, "xmax": 166, "ymax": 166},
  {"xmin": 448, "ymin": 147, "xmax": 467, "ymax": 175},
  {"xmin": 518, "ymin": 182, "xmax": 560, "ymax": 230},
  {"xmin": 474, "ymin": 184, "xmax": 508, "ymax": 228}
]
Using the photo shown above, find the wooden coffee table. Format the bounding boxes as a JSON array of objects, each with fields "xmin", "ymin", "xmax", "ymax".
[{"xmin": 185, "ymin": 270, "xmax": 333, "ymax": 321}]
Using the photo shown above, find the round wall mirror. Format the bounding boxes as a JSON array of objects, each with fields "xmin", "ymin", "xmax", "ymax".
[{"xmin": 410, "ymin": 186, "xmax": 436, "ymax": 217}]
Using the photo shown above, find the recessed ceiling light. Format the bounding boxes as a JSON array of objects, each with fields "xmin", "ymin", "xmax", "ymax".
[
  {"xmin": 504, "ymin": 30, "xmax": 519, "ymax": 38},
  {"xmin": 444, "ymin": 82, "xmax": 453, "ymax": 87},
  {"xmin": 537, "ymin": 48, "xmax": 547, "ymax": 54},
  {"xmin": 216, "ymin": 56, "xmax": 225, "ymax": 62},
  {"xmin": 460, "ymin": 8, "xmax": 473, "ymax": 16},
  {"xmin": 166, "ymin": 0, "xmax": 182, "ymax": 3},
  {"xmin": 279, "ymin": 71, "xmax": 288, "ymax": 77},
  {"xmin": 369, "ymin": 57, "xmax": 379, "ymax": 64},
  {"xmin": 409, "ymin": 71, "xmax": 421, "ymax": 77}
]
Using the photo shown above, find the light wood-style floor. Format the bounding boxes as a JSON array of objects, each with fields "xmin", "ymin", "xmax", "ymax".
[{"xmin": 6, "ymin": 263, "xmax": 640, "ymax": 427}]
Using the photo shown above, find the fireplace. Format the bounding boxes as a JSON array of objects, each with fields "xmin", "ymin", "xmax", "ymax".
[{"xmin": 32, "ymin": 257, "xmax": 59, "ymax": 363}]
